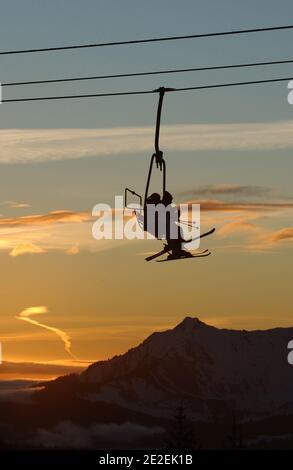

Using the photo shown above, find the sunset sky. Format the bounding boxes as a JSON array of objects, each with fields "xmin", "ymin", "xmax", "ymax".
[{"xmin": 0, "ymin": 0, "xmax": 292, "ymax": 374}]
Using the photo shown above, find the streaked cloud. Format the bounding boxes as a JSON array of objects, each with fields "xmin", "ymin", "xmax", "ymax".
[
  {"xmin": 179, "ymin": 184, "xmax": 273, "ymax": 199},
  {"xmin": 250, "ymin": 226, "xmax": 293, "ymax": 250},
  {"xmin": 1, "ymin": 120, "xmax": 293, "ymax": 164},
  {"xmin": 0, "ymin": 209, "xmax": 94, "ymax": 257},
  {"xmin": 10, "ymin": 242, "xmax": 45, "ymax": 257},
  {"xmin": 0, "ymin": 210, "xmax": 91, "ymax": 228},
  {"xmin": 16, "ymin": 306, "xmax": 77, "ymax": 360},
  {"xmin": 195, "ymin": 197, "xmax": 293, "ymax": 252},
  {"xmin": 270, "ymin": 227, "xmax": 293, "ymax": 242},
  {"xmin": 217, "ymin": 219, "xmax": 260, "ymax": 236},
  {"xmin": 0, "ymin": 208, "xmax": 125, "ymax": 257},
  {"xmin": 0, "ymin": 200, "xmax": 30, "ymax": 209},
  {"xmin": 188, "ymin": 199, "xmax": 293, "ymax": 212},
  {"xmin": 0, "ymin": 200, "xmax": 291, "ymax": 258},
  {"xmin": 216, "ymin": 213, "xmax": 293, "ymax": 251}
]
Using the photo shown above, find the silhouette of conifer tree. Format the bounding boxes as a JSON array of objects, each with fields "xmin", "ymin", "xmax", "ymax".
[
  {"xmin": 226, "ymin": 412, "xmax": 246, "ymax": 449},
  {"xmin": 165, "ymin": 404, "xmax": 200, "ymax": 450}
]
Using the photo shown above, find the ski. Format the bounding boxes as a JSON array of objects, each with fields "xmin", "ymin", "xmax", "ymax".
[
  {"xmin": 145, "ymin": 245, "xmax": 170, "ymax": 262},
  {"xmin": 145, "ymin": 228, "xmax": 215, "ymax": 262},
  {"xmin": 157, "ymin": 251, "xmax": 211, "ymax": 262}
]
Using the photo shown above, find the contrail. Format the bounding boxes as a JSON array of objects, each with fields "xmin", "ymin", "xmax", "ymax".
[{"xmin": 16, "ymin": 306, "xmax": 77, "ymax": 359}]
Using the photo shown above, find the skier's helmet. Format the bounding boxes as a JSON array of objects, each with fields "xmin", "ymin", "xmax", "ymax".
[{"xmin": 162, "ymin": 191, "xmax": 173, "ymax": 206}]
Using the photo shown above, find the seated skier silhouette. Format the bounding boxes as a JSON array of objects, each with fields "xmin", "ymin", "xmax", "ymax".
[
  {"xmin": 144, "ymin": 191, "xmax": 198, "ymax": 259},
  {"xmin": 161, "ymin": 191, "xmax": 192, "ymax": 259},
  {"xmin": 145, "ymin": 192, "xmax": 161, "ymax": 206}
]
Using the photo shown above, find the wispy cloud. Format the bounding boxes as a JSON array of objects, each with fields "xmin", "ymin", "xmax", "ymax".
[
  {"xmin": 0, "ymin": 210, "xmax": 92, "ymax": 256},
  {"xmin": 0, "ymin": 208, "xmax": 122, "ymax": 256},
  {"xmin": 179, "ymin": 184, "xmax": 274, "ymax": 199},
  {"xmin": 0, "ymin": 210, "xmax": 91, "ymax": 228},
  {"xmin": 1, "ymin": 120, "xmax": 293, "ymax": 164},
  {"xmin": 16, "ymin": 306, "xmax": 77, "ymax": 359},
  {"xmin": 188, "ymin": 199, "xmax": 293, "ymax": 212},
  {"xmin": 248, "ymin": 226, "xmax": 293, "ymax": 251},
  {"xmin": 193, "ymin": 198, "xmax": 293, "ymax": 251},
  {"xmin": 10, "ymin": 242, "xmax": 45, "ymax": 257},
  {"xmin": 0, "ymin": 201, "xmax": 291, "ymax": 257},
  {"xmin": 0, "ymin": 200, "xmax": 30, "ymax": 209},
  {"xmin": 217, "ymin": 219, "xmax": 260, "ymax": 236},
  {"xmin": 270, "ymin": 227, "xmax": 293, "ymax": 242}
]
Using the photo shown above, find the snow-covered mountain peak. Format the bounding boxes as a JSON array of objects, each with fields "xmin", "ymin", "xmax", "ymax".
[{"xmin": 175, "ymin": 316, "xmax": 211, "ymax": 330}]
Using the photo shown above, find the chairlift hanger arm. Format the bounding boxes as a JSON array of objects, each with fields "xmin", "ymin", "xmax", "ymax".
[
  {"xmin": 153, "ymin": 87, "xmax": 174, "ymax": 166},
  {"xmin": 144, "ymin": 87, "xmax": 173, "ymax": 206}
]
